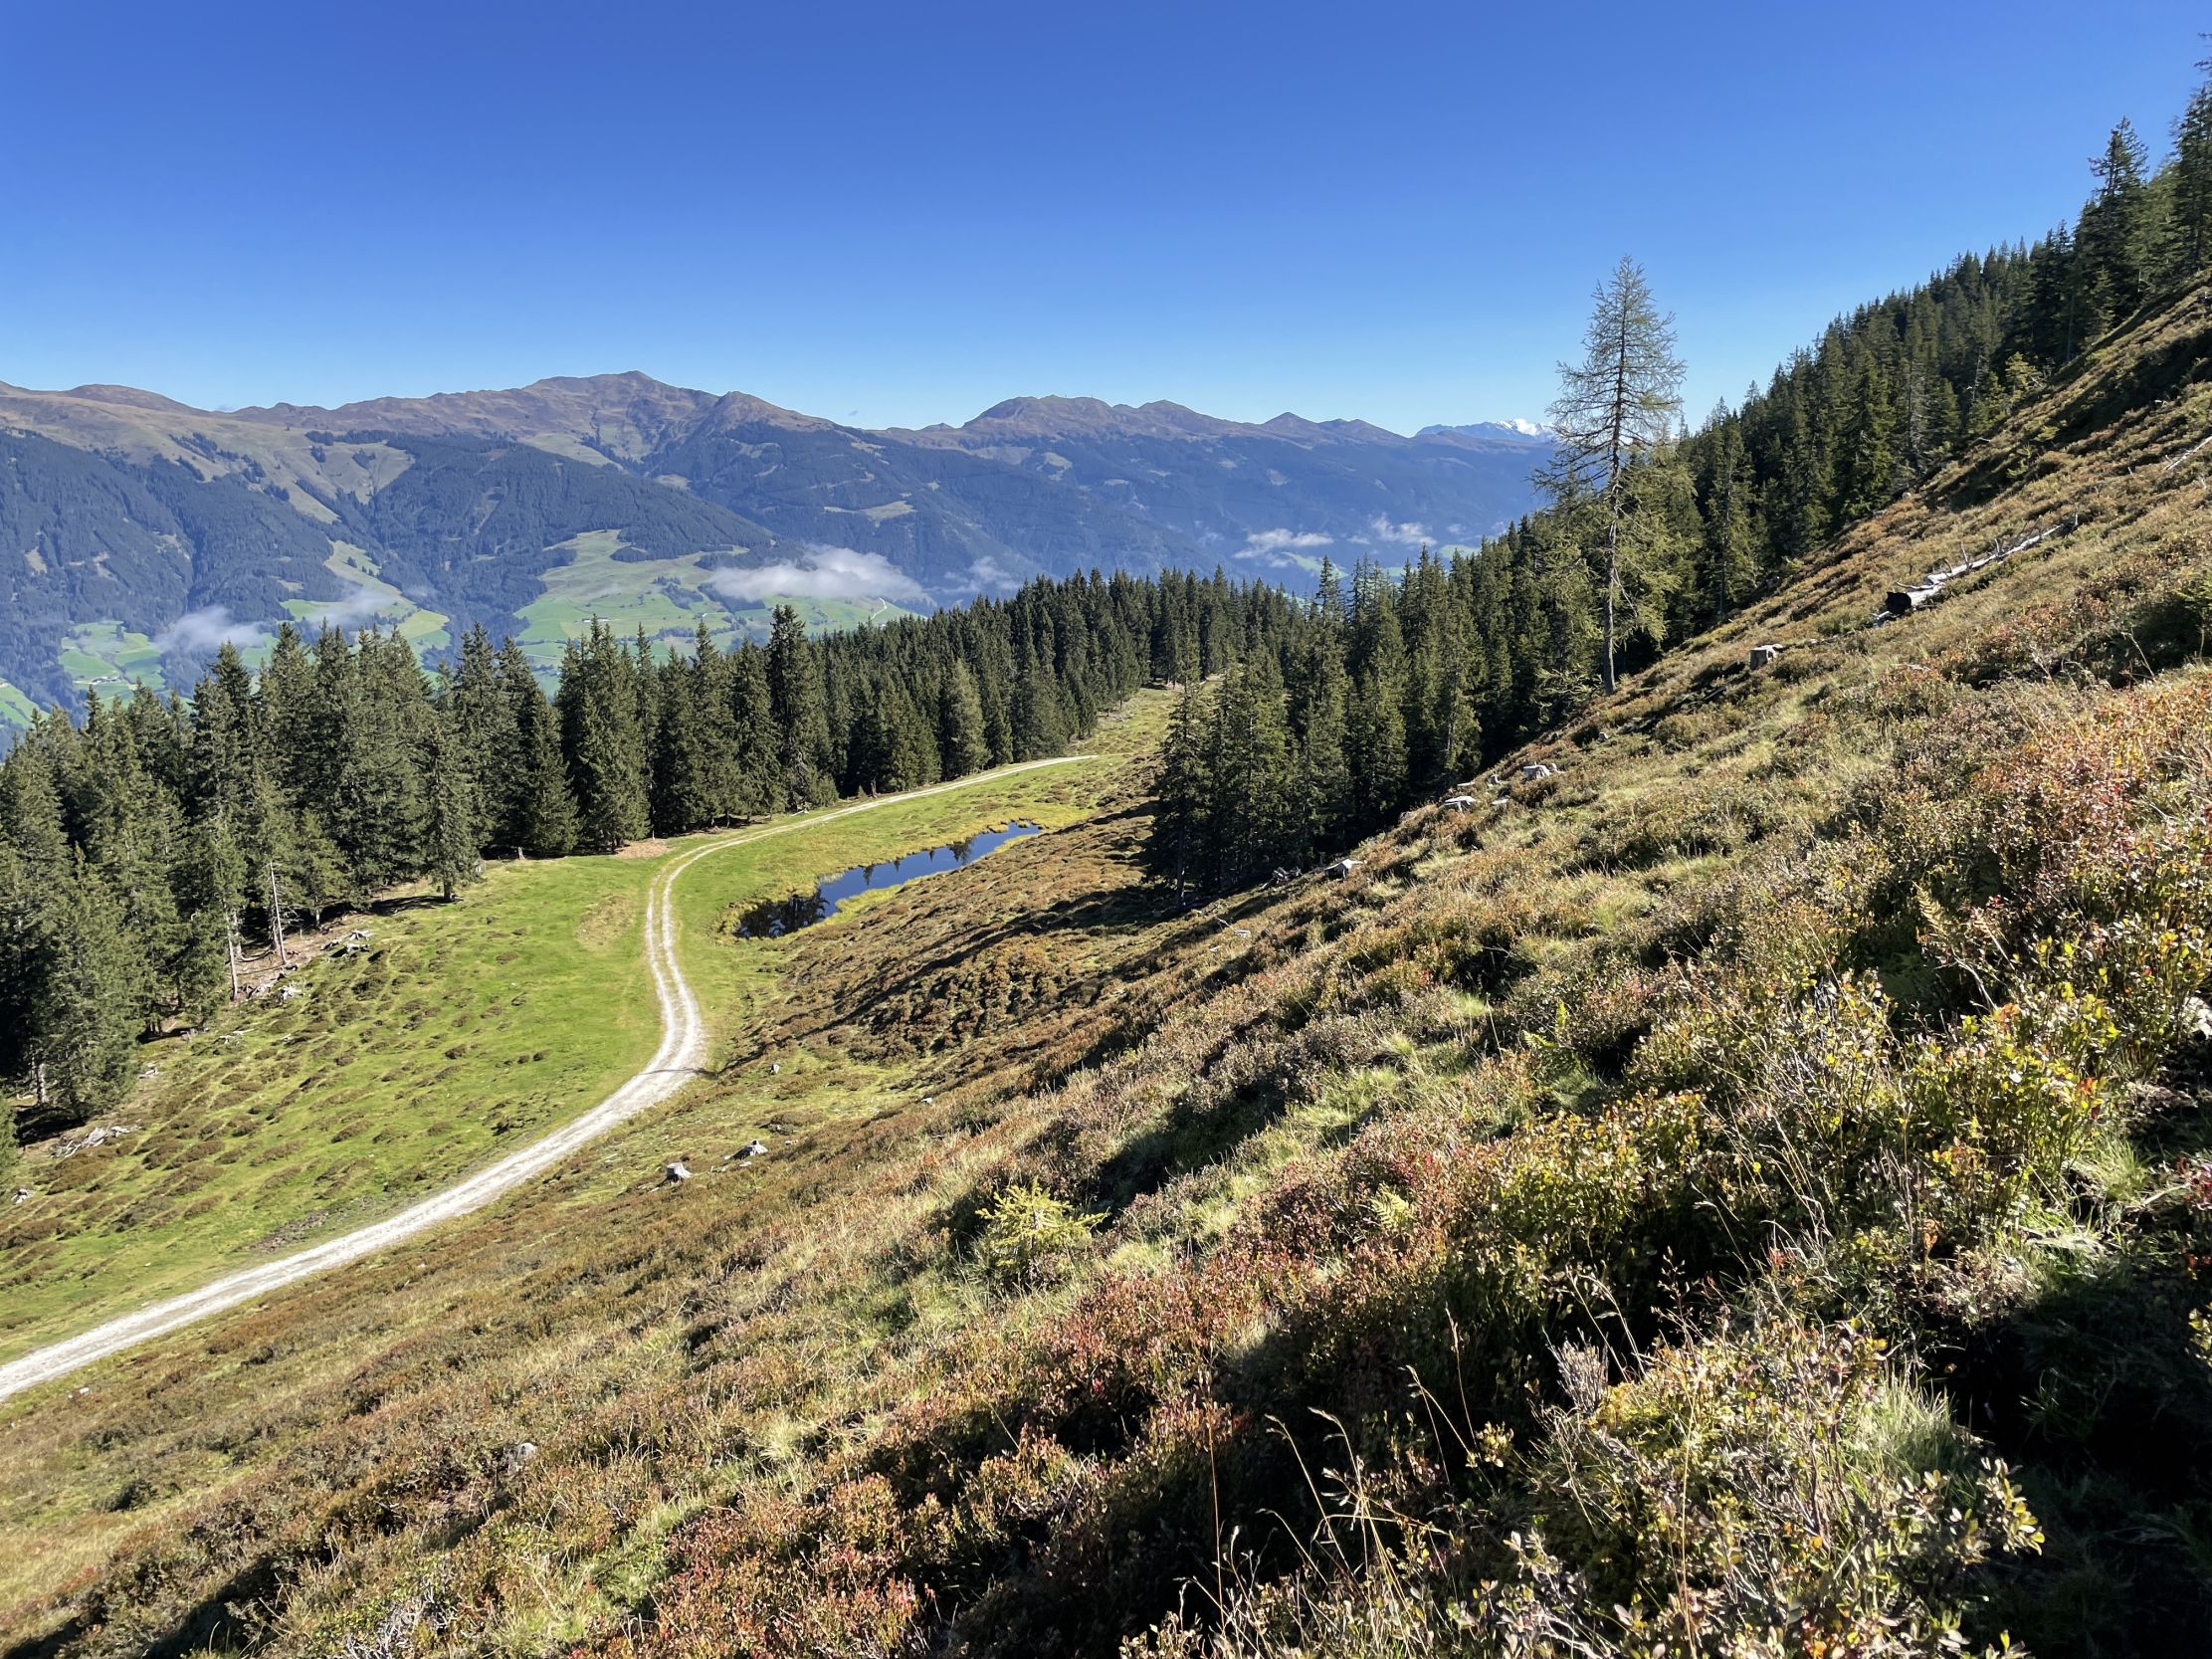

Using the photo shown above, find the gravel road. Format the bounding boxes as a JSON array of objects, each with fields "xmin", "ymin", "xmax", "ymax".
[{"xmin": 0, "ymin": 758, "xmax": 1087, "ymax": 1405}]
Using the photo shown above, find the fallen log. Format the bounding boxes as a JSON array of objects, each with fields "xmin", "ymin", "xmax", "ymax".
[
  {"xmin": 1885, "ymin": 585, "xmax": 1941, "ymax": 617},
  {"xmin": 2163, "ymin": 433, "xmax": 2212, "ymax": 474}
]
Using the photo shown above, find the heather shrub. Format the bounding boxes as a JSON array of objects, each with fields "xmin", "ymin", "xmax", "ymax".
[
  {"xmin": 1477, "ymin": 1320, "xmax": 2041, "ymax": 1659},
  {"xmin": 599, "ymin": 1480, "xmax": 927, "ymax": 1659},
  {"xmin": 1128, "ymin": 1322, "xmax": 2042, "ymax": 1659}
]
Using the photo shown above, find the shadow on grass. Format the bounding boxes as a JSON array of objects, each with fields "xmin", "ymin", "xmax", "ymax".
[{"xmin": 1961, "ymin": 1222, "xmax": 2212, "ymax": 1655}]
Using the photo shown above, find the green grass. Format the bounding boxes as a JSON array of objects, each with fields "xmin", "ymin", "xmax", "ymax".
[
  {"xmin": 671, "ymin": 742, "xmax": 1152, "ymax": 1044},
  {"xmin": 285, "ymin": 543, "xmax": 455, "ymax": 656},
  {"xmin": 0, "ymin": 737, "xmax": 1151, "ymax": 1367},
  {"xmin": 55, "ymin": 621, "xmax": 168, "ymax": 698},
  {"xmin": 517, "ymin": 529, "xmax": 925, "ymax": 668},
  {"xmin": 0, "ymin": 680, "xmax": 39, "ymax": 731},
  {"xmin": 0, "ymin": 739, "xmax": 1156, "ymax": 1621},
  {"xmin": 0, "ymin": 854, "xmax": 663, "ymax": 1361},
  {"xmin": 9, "ymin": 289, "xmax": 2212, "ymax": 1656}
]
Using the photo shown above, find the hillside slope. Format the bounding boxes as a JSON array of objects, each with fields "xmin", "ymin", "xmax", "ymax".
[
  {"xmin": 3, "ymin": 290, "xmax": 2211, "ymax": 1658},
  {"xmin": 0, "ymin": 374, "xmax": 1545, "ymax": 718}
]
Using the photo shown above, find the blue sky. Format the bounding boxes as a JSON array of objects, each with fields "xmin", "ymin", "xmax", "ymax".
[{"xmin": 1, "ymin": 2, "xmax": 2201, "ymax": 433}]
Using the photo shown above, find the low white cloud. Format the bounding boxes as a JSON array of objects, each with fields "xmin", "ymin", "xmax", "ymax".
[
  {"xmin": 1356, "ymin": 516, "xmax": 1433, "ymax": 550},
  {"xmin": 1238, "ymin": 527, "xmax": 1332, "ymax": 560},
  {"xmin": 155, "ymin": 605, "xmax": 270, "ymax": 655},
  {"xmin": 966, "ymin": 555, "xmax": 1020, "ymax": 590},
  {"xmin": 310, "ymin": 581, "xmax": 392, "ymax": 629},
  {"xmin": 707, "ymin": 544, "xmax": 928, "ymax": 605}
]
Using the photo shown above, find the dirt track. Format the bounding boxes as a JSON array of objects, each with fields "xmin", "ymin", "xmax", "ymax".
[{"xmin": 0, "ymin": 759, "xmax": 1089, "ymax": 1406}]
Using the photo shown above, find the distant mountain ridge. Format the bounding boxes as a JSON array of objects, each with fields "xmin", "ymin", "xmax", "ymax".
[
  {"xmin": 0, "ymin": 370, "xmax": 1550, "ymax": 720},
  {"xmin": 1416, "ymin": 417, "xmax": 1552, "ymax": 443}
]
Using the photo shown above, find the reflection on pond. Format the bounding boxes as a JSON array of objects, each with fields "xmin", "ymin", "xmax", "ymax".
[{"xmin": 729, "ymin": 821, "xmax": 1044, "ymax": 938}]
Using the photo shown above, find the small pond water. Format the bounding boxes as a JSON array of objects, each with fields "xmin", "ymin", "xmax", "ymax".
[{"xmin": 729, "ymin": 821, "xmax": 1044, "ymax": 938}]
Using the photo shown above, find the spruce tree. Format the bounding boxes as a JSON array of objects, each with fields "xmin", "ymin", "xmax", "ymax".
[
  {"xmin": 1011, "ymin": 662, "xmax": 1069, "ymax": 760},
  {"xmin": 29, "ymin": 856, "xmax": 139, "ymax": 1125},
  {"xmin": 81, "ymin": 698, "xmax": 184, "ymax": 1029},
  {"xmin": 1289, "ymin": 585, "xmax": 1353, "ymax": 862},
  {"xmin": 1695, "ymin": 413, "xmax": 1760, "ymax": 624},
  {"xmin": 727, "ymin": 643, "xmax": 780, "ymax": 818},
  {"xmin": 305, "ymin": 628, "xmax": 428, "ymax": 901},
  {"xmin": 448, "ymin": 624, "xmax": 516, "ymax": 854},
  {"xmin": 287, "ymin": 808, "xmax": 348, "ymax": 929},
  {"xmin": 0, "ymin": 740, "xmax": 72, "ymax": 888},
  {"xmin": 1834, "ymin": 351, "xmax": 1899, "ymax": 519},
  {"xmin": 766, "ymin": 607, "xmax": 835, "ymax": 809},
  {"xmin": 421, "ymin": 713, "xmax": 483, "ymax": 899},
  {"xmin": 978, "ymin": 644, "xmax": 1016, "ymax": 766},
  {"xmin": 1773, "ymin": 380, "xmax": 1833, "ymax": 562},
  {"xmin": 511, "ymin": 679, "xmax": 579, "ymax": 858},
  {"xmin": 938, "ymin": 661, "xmax": 990, "ymax": 780},
  {"xmin": 689, "ymin": 622, "xmax": 743, "ymax": 824},
  {"xmin": 1148, "ymin": 682, "xmax": 1209, "ymax": 904},
  {"xmin": 257, "ymin": 623, "xmax": 319, "ymax": 804},
  {"xmin": 649, "ymin": 655, "xmax": 711, "ymax": 834},
  {"xmin": 1207, "ymin": 656, "xmax": 1296, "ymax": 888},
  {"xmin": 1344, "ymin": 560, "xmax": 1409, "ymax": 826},
  {"xmin": 495, "ymin": 640, "xmax": 563, "ymax": 851},
  {"xmin": 897, "ymin": 683, "xmax": 941, "ymax": 789},
  {"xmin": 173, "ymin": 811, "xmax": 246, "ymax": 1018},
  {"xmin": 561, "ymin": 625, "xmax": 650, "ymax": 852},
  {"xmin": 2079, "ymin": 119, "xmax": 2156, "ymax": 322},
  {"xmin": 1400, "ymin": 549, "xmax": 1451, "ymax": 786},
  {"xmin": 0, "ymin": 841, "xmax": 45, "ymax": 1089},
  {"xmin": 240, "ymin": 768, "xmax": 301, "ymax": 965},
  {"xmin": 2171, "ymin": 76, "xmax": 2212, "ymax": 277}
]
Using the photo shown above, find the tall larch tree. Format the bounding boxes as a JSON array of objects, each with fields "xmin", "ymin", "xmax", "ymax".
[{"xmin": 1539, "ymin": 256, "xmax": 1686, "ymax": 693}]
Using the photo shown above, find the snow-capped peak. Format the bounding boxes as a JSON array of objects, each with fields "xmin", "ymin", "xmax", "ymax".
[{"xmin": 1415, "ymin": 418, "xmax": 1553, "ymax": 445}]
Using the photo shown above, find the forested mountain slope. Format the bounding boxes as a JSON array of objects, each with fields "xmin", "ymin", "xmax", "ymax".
[
  {"xmin": 0, "ymin": 372, "xmax": 1547, "ymax": 718},
  {"xmin": 4, "ymin": 250, "xmax": 2211, "ymax": 1659}
]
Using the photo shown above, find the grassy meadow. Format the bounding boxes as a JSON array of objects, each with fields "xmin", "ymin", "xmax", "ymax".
[
  {"xmin": 517, "ymin": 530, "xmax": 928, "ymax": 664},
  {"xmin": 3, "ymin": 295, "xmax": 2212, "ymax": 1657},
  {"xmin": 0, "ymin": 729, "xmax": 1150, "ymax": 1371},
  {"xmin": 0, "ymin": 853, "xmax": 665, "ymax": 1360}
]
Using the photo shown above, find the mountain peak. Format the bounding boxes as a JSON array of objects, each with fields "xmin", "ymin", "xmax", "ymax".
[
  {"xmin": 957, "ymin": 396, "xmax": 1390, "ymax": 444},
  {"xmin": 1416, "ymin": 418, "xmax": 1553, "ymax": 445},
  {"xmin": 967, "ymin": 395, "xmax": 1128, "ymax": 434},
  {"xmin": 1259, "ymin": 412, "xmax": 1404, "ymax": 444},
  {"xmin": 703, "ymin": 387, "xmax": 836, "ymax": 431},
  {"xmin": 955, "ymin": 393, "xmax": 1229, "ymax": 438},
  {"xmin": 59, "ymin": 383, "xmax": 199, "ymax": 413},
  {"xmin": 228, "ymin": 372, "xmax": 727, "ymax": 459},
  {"xmin": 520, "ymin": 369, "xmax": 682, "ymax": 397},
  {"xmin": 1133, "ymin": 399, "xmax": 1238, "ymax": 437}
]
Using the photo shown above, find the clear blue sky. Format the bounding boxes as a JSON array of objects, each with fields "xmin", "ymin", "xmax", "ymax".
[{"xmin": 1, "ymin": 2, "xmax": 2201, "ymax": 433}]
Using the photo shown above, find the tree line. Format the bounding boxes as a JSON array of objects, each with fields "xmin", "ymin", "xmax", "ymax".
[
  {"xmin": 14, "ymin": 66, "xmax": 2212, "ymax": 1147},
  {"xmin": 0, "ymin": 569, "xmax": 1291, "ymax": 1147},
  {"xmin": 1147, "ymin": 66, "xmax": 2212, "ymax": 898}
]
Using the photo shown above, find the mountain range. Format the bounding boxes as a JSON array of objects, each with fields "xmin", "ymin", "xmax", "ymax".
[{"xmin": 0, "ymin": 371, "xmax": 1550, "ymax": 721}]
